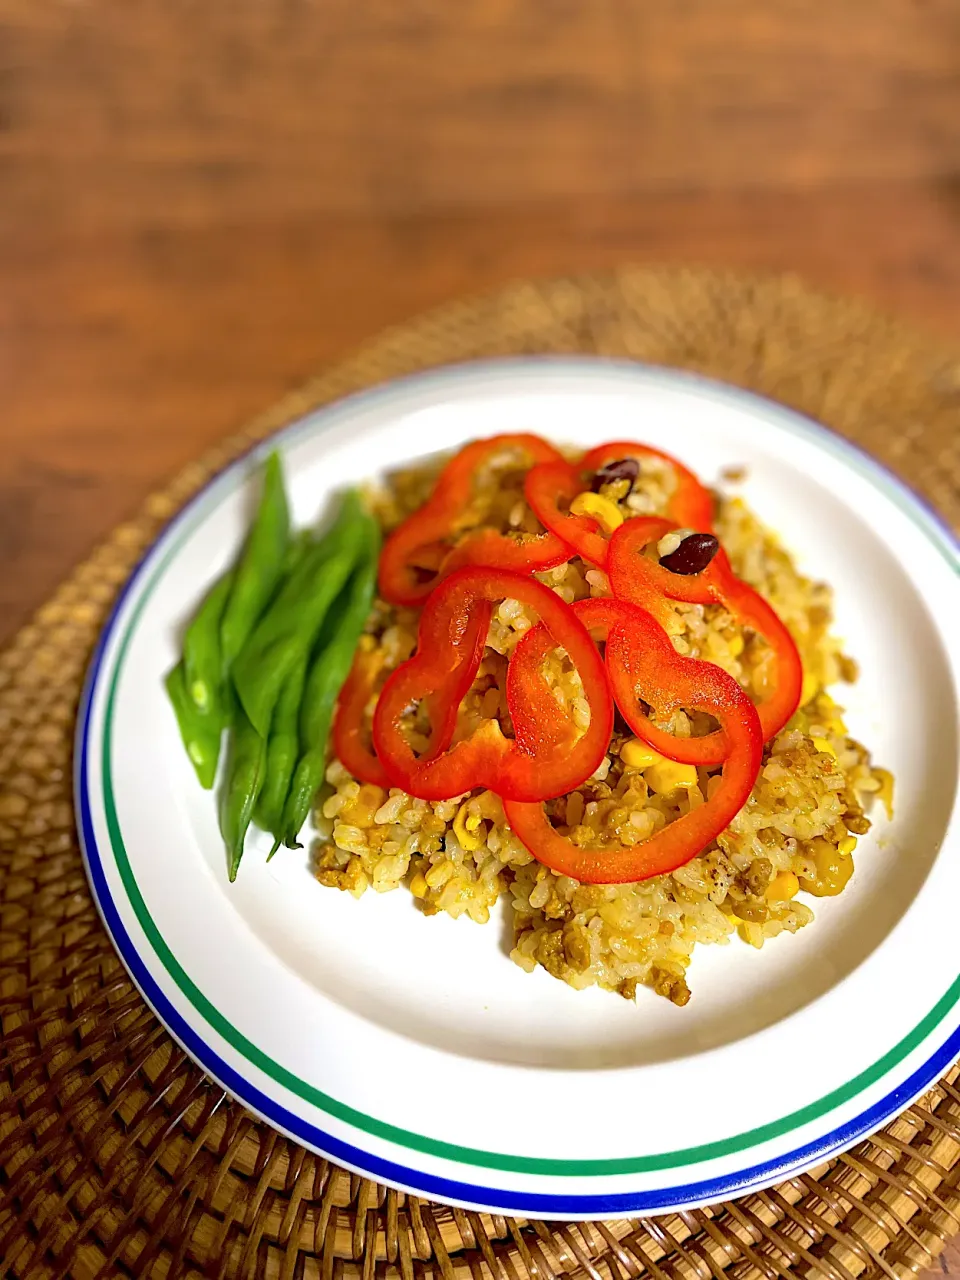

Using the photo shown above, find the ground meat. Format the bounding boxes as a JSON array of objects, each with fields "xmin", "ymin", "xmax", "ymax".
[
  {"xmin": 651, "ymin": 966, "xmax": 691, "ymax": 1007},
  {"xmin": 840, "ymin": 787, "xmax": 862, "ymax": 813},
  {"xmin": 547, "ymin": 796, "xmax": 567, "ymax": 824},
  {"xmin": 581, "ymin": 780, "xmax": 614, "ymax": 802},
  {"xmin": 840, "ymin": 787, "xmax": 871, "ymax": 834},
  {"xmin": 563, "ymin": 922, "xmax": 592, "ymax": 970},
  {"xmin": 571, "ymin": 885, "xmax": 609, "ymax": 913},
  {"xmin": 536, "ymin": 929, "xmax": 568, "ymax": 979},
  {"xmin": 543, "ymin": 890, "xmax": 573, "ymax": 921},
  {"xmin": 619, "ymin": 978, "xmax": 639, "ymax": 1002},
  {"xmin": 314, "ymin": 854, "xmax": 367, "ymax": 894},
  {"xmin": 742, "ymin": 856, "xmax": 774, "ymax": 895}
]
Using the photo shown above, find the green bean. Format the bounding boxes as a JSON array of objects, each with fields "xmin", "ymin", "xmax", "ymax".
[
  {"xmin": 255, "ymin": 651, "xmax": 308, "ymax": 850},
  {"xmin": 220, "ymin": 451, "xmax": 290, "ymax": 671},
  {"xmin": 231, "ymin": 490, "xmax": 368, "ymax": 738},
  {"xmin": 280, "ymin": 527, "xmax": 316, "ymax": 579},
  {"xmin": 301, "ymin": 515, "xmax": 380, "ymax": 748},
  {"xmin": 165, "ymin": 662, "xmax": 223, "ymax": 789},
  {"xmin": 183, "ymin": 569, "xmax": 234, "ymax": 718},
  {"xmin": 219, "ymin": 703, "xmax": 268, "ymax": 881},
  {"xmin": 279, "ymin": 514, "xmax": 380, "ymax": 849}
]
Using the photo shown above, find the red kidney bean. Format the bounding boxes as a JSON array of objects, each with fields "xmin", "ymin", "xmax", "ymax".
[
  {"xmin": 592, "ymin": 457, "xmax": 640, "ymax": 491},
  {"xmin": 659, "ymin": 532, "xmax": 720, "ymax": 576}
]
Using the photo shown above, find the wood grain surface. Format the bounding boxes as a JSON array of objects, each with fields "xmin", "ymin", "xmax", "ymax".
[{"xmin": 1, "ymin": 0, "xmax": 959, "ymax": 651}]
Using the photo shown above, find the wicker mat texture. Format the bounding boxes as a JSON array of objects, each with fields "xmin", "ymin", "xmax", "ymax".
[{"xmin": 2, "ymin": 267, "xmax": 960, "ymax": 1280}]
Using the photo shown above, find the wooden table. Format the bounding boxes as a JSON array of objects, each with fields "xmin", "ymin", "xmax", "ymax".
[{"xmin": 2, "ymin": 2, "xmax": 960, "ymax": 645}]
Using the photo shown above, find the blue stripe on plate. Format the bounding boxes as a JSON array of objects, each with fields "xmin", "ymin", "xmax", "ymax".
[{"xmin": 74, "ymin": 359, "xmax": 960, "ymax": 1215}]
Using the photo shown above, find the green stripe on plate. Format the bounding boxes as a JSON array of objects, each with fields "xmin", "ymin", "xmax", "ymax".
[{"xmin": 96, "ymin": 373, "xmax": 960, "ymax": 1176}]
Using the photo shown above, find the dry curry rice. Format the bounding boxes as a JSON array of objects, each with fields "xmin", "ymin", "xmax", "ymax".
[{"xmin": 312, "ymin": 441, "xmax": 892, "ymax": 1007}]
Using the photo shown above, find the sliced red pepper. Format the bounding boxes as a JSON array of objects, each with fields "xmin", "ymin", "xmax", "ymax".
[
  {"xmin": 607, "ymin": 519, "xmax": 803, "ymax": 760},
  {"xmin": 503, "ymin": 599, "xmax": 593, "ymax": 757},
  {"xmin": 608, "ymin": 516, "xmax": 715, "ymax": 621},
  {"xmin": 503, "ymin": 597, "xmax": 763, "ymax": 885},
  {"xmin": 379, "ymin": 434, "xmax": 571, "ymax": 607},
  {"xmin": 582, "ymin": 441, "xmax": 715, "ymax": 531},
  {"xmin": 524, "ymin": 442, "xmax": 715, "ymax": 570},
  {"xmin": 372, "ymin": 568, "xmax": 613, "ymax": 802},
  {"xmin": 524, "ymin": 460, "xmax": 612, "ymax": 567},
  {"xmin": 513, "ymin": 595, "xmax": 763, "ymax": 767},
  {"xmin": 332, "ymin": 649, "xmax": 390, "ymax": 787},
  {"xmin": 333, "ymin": 619, "xmax": 488, "ymax": 788}
]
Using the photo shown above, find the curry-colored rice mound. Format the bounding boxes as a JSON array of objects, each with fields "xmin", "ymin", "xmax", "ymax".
[{"xmin": 312, "ymin": 445, "xmax": 892, "ymax": 1006}]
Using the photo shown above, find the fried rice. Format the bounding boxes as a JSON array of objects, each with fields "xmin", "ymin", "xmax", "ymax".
[{"xmin": 311, "ymin": 442, "xmax": 892, "ymax": 1006}]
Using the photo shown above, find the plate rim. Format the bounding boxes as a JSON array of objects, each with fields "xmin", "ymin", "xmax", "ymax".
[{"xmin": 75, "ymin": 356, "xmax": 960, "ymax": 1215}]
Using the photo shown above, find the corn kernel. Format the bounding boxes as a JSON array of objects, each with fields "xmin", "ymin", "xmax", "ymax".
[
  {"xmin": 646, "ymin": 758, "xmax": 700, "ymax": 797},
  {"xmin": 800, "ymin": 670, "xmax": 819, "ymax": 707},
  {"xmin": 569, "ymin": 491, "xmax": 624, "ymax": 536},
  {"xmin": 620, "ymin": 738, "xmax": 660, "ymax": 770},
  {"xmin": 727, "ymin": 634, "xmax": 744, "ymax": 657},
  {"xmin": 839, "ymin": 835, "xmax": 857, "ymax": 856},
  {"xmin": 453, "ymin": 802, "xmax": 483, "ymax": 851},
  {"xmin": 812, "ymin": 736, "xmax": 837, "ymax": 759},
  {"xmin": 766, "ymin": 871, "xmax": 800, "ymax": 900},
  {"xmin": 619, "ymin": 739, "xmax": 699, "ymax": 793}
]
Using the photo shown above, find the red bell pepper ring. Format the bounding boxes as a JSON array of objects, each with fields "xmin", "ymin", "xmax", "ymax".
[
  {"xmin": 502, "ymin": 599, "xmax": 594, "ymax": 758},
  {"xmin": 607, "ymin": 518, "xmax": 803, "ymax": 761},
  {"xmin": 582, "ymin": 441, "xmax": 715, "ymax": 531},
  {"xmin": 609, "ymin": 516, "xmax": 715, "ymax": 620},
  {"xmin": 524, "ymin": 460, "xmax": 611, "ymax": 567},
  {"xmin": 503, "ymin": 597, "xmax": 763, "ymax": 885},
  {"xmin": 512, "ymin": 595, "xmax": 763, "ymax": 767},
  {"xmin": 524, "ymin": 442, "xmax": 715, "ymax": 570},
  {"xmin": 332, "ymin": 649, "xmax": 390, "ymax": 787},
  {"xmin": 372, "ymin": 568, "xmax": 614, "ymax": 802},
  {"xmin": 333, "ymin": 614, "xmax": 489, "ymax": 788},
  {"xmin": 378, "ymin": 434, "xmax": 571, "ymax": 607}
]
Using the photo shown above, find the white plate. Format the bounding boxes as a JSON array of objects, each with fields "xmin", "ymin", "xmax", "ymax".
[{"xmin": 77, "ymin": 358, "xmax": 960, "ymax": 1218}]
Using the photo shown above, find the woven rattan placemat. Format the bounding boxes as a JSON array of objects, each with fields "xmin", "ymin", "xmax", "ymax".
[{"xmin": 2, "ymin": 267, "xmax": 960, "ymax": 1280}]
